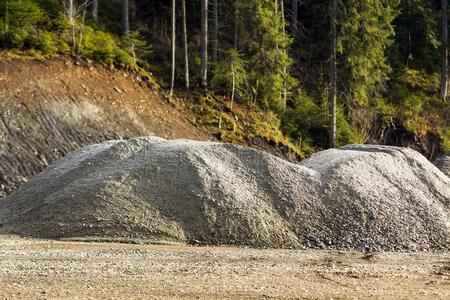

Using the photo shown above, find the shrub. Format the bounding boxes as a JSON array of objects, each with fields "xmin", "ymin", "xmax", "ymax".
[
  {"xmin": 211, "ymin": 49, "xmax": 251, "ymax": 103},
  {"xmin": 336, "ymin": 110, "xmax": 363, "ymax": 146},
  {"xmin": 120, "ymin": 30, "xmax": 152, "ymax": 68},
  {"xmin": 80, "ymin": 27, "xmax": 115, "ymax": 66},
  {"xmin": 114, "ymin": 47, "xmax": 136, "ymax": 70},
  {"xmin": 33, "ymin": 30, "xmax": 58, "ymax": 56},
  {"xmin": 282, "ymin": 92, "xmax": 326, "ymax": 148},
  {"xmin": 0, "ymin": 28, "xmax": 29, "ymax": 48},
  {"xmin": 0, "ymin": 0, "xmax": 45, "ymax": 48},
  {"xmin": 282, "ymin": 91, "xmax": 363, "ymax": 149},
  {"xmin": 0, "ymin": 0, "xmax": 45, "ymax": 29}
]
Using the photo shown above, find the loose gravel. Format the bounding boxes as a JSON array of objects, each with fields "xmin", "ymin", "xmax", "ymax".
[
  {"xmin": 0, "ymin": 138, "xmax": 449, "ymax": 251},
  {"xmin": 0, "ymin": 235, "xmax": 449, "ymax": 300}
]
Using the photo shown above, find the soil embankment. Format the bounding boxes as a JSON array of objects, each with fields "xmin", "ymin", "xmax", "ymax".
[{"xmin": 0, "ymin": 58, "xmax": 208, "ymax": 197}]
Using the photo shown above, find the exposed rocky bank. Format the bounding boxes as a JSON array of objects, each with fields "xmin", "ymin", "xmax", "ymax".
[{"xmin": 434, "ymin": 153, "xmax": 450, "ymax": 177}]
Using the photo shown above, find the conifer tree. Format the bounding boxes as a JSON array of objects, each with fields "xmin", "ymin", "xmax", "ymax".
[{"xmin": 338, "ymin": 0, "xmax": 399, "ymax": 106}]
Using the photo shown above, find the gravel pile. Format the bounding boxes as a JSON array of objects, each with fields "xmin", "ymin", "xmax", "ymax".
[
  {"xmin": 434, "ymin": 153, "xmax": 450, "ymax": 177},
  {"xmin": 0, "ymin": 137, "xmax": 449, "ymax": 251}
]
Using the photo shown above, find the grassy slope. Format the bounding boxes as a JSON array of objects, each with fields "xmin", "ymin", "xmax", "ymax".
[{"xmin": 173, "ymin": 91, "xmax": 305, "ymax": 161}]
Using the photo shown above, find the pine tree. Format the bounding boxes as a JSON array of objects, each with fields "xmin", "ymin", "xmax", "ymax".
[
  {"xmin": 338, "ymin": 0, "xmax": 399, "ymax": 106},
  {"xmin": 390, "ymin": 0, "xmax": 440, "ymax": 71},
  {"xmin": 237, "ymin": 0, "xmax": 295, "ymax": 110}
]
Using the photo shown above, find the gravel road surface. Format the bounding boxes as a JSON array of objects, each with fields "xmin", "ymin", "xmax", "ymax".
[{"xmin": 0, "ymin": 236, "xmax": 448, "ymax": 299}]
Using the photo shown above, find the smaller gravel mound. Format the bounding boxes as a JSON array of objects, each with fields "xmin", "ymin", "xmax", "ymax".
[{"xmin": 434, "ymin": 153, "xmax": 450, "ymax": 177}]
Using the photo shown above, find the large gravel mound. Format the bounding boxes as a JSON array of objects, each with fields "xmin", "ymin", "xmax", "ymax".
[
  {"xmin": 434, "ymin": 153, "xmax": 450, "ymax": 177},
  {"xmin": 0, "ymin": 137, "xmax": 449, "ymax": 251}
]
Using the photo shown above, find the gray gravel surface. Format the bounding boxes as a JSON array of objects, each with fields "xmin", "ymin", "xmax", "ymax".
[
  {"xmin": 0, "ymin": 138, "xmax": 449, "ymax": 251},
  {"xmin": 0, "ymin": 235, "xmax": 449, "ymax": 300}
]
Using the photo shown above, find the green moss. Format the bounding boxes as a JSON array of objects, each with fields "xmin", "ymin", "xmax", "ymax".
[{"xmin": 177, "ymin": 92, "xmax": 305, "ymax": 159}]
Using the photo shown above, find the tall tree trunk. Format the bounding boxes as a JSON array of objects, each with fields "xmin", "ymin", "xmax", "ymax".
[
  {"xmin": 92, "ymin": 0, "xmax": 98, "ymax": 22},
  {"xmin": 68, "ymin": 0, "xmax": 73, "ymax": 21},
  {"xmin": 275, "ymin": 0, "xmax": 279, "ymax": 50},
  {"xmin": 328, "ymin": 0, "xmax": 337, "ymax": 148},
  {"xmin": 169, "ymin": 0, "xmax": 176, "ymax": 97},
  {"xmin": 231, "ymin": 62, "xmax": 235, "ymax": 110},
  {"xmin": 182, "ymin": 0, "xmax": 190, "ymax": 89},
  {"xmin": 234, "ymin": 0, "xmax": 238, "ymax": 49},
  {"xmin": 68, "ymin": 0, "xmax": 76, "ymax": 54},
  {"xmin": 130, "ymin": 0, "xmax": 136, "ymax": 19},
  {"xmin": 281, "ymin": 0, "xmax": 286, "ymax": 45},
  {"xmin": 201, "ymin": 0, "xmax": 208, "ymax": 88},
  {"xmin": 78, "ymin": 9, "xmax": 87, "ymax": 53},
  {"xmin": 440, "ymin": 0, "xmax": 448, "ymax": 100},
  {"xmin": 122, "ymin": 0, "xmax": 130, "ymax": 36},
  {"xmin": 212, "ymin": 0, "xmax": 219, "ymax": 64},
  {"xmin": 5, "ymin": 0, "xmax": 9, "ymax": 31},
  {"xmin": 281, "ymin": 0, "xmax": 287, "ymax": 110},
  {"xmin": 405, "ymin": 31, "xmax": 411, "ymax": 68},
  {"xmin": 291, "ymin": 0, "xmax": 298, "ymax": 29}
]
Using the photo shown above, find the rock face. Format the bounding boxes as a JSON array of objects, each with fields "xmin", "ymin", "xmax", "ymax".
[
  {"xmin": 434, "ymin": 153, "xmax": 450, "ymax": 177},
  {"xmin": 0, "ymin": 137, "xmax": 449, "ymax": 251}
]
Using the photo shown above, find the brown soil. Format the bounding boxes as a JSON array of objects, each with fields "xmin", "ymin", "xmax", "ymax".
[
  {"xmin": 0, "ymin": 235, "xmax": 448, "ymax": 299},
  {"xmin": 0, "ymin": 57, "xmax": 209, "ymax": 197}
]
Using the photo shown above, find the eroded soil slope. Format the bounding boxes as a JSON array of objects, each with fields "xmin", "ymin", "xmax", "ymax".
[
  {"xmin": 435, "ymin": 153, "xmax": 450, "ymax": 177},
  {"xmin": 0, "ymin": 58, "xmax": 208, "ymax": 197}
]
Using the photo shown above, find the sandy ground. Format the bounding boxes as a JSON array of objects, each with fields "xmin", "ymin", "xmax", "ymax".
[{"xmin": 0, "ymin": 236, "xmax": 448, "ymax": 299}]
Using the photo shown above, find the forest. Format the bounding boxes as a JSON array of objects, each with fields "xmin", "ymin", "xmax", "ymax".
[{"xmin": 0, "ymin": 0, "xmax": 449, "ymax": 159}]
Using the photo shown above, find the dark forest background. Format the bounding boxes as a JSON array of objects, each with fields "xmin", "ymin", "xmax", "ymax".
[{"xmin": 0, "ymin": 0, "xmax": 449, "ymax": 159}]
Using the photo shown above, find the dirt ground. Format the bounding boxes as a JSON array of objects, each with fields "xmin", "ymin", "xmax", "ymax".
[
  {"xmin": 0, "ymin": 58, "xmax": 210, "ymax": 198},
  {"xmin": 0, "ymin": 236, "xmax": 448, "ymax": 299}
]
